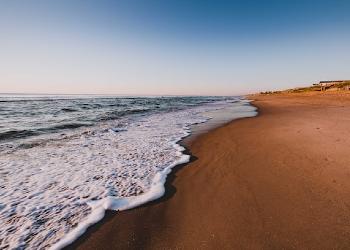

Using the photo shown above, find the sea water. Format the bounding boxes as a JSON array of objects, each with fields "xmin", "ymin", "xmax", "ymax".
[{"xmin": 0, "ymin": 95, "xmax": 256, "ymax": 249}]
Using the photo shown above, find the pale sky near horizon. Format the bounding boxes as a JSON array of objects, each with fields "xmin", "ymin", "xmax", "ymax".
[{"xmin": 1, "ymin": 0, "xmax": 350, "ymax": 96}]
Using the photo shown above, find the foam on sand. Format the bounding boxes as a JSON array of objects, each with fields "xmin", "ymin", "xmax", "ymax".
[{"xmin": 50, "ymin": 143, "xmax": 190, "ymax": 250}]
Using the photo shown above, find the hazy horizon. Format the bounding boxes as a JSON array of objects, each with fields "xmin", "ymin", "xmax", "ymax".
[
  {"xmin": 1, "ymin": 0, "xmax": 350, "ymax": 95},
  {"xmin": 0, "ymin": 92, "xmax": 242, "ymax": 97}
]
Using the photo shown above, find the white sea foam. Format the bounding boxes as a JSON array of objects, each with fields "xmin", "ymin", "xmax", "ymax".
[{"xmin": 0, "ymin": 100, "xmax": 257, "ymax": 249}]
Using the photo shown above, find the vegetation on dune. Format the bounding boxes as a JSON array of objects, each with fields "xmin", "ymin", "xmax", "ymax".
[{"xmin": 260, "ymin": 81, "xmax": 350, "ymax": 95}]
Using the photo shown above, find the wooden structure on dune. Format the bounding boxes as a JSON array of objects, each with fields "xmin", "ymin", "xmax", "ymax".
[{"xmin": 314, "ymin": 80, "xmax": 350, "ymax": 91}]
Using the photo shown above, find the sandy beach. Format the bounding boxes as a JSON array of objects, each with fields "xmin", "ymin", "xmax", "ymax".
[{"xmin": 67, "ymin": 92, "xmax": 350, "ymax": 249}]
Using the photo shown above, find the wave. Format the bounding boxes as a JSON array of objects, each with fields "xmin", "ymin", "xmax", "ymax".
[
  {"xmin": 98, "ymin": 108, "xmax": 151, "ymax": 121},
  {"xmin": 0, "ymin": 129, "xmax": 38, "ymax": 141},
  {"xmin": 0, "ymin": 123, "xmax": 91, "ymax": 141},
  {"xmin": 45, "ymin": 123, "xmax": 91, "ymax": 131},
  {"xmin": 61, "ymin": 108, "xmax": 78, "ymax": 112}
]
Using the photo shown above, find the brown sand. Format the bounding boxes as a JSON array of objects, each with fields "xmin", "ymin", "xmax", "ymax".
[{"xmin": 68, "ymin": 92, "xmax": 350, "ymax": 250}]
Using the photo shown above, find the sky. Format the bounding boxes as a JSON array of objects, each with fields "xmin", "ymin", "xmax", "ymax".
[{"xmin": 0, "ymin": 0, "xmax": 350, "ymax": 96}]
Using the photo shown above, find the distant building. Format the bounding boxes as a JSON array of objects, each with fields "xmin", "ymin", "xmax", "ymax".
[
  {"xmin": 316, "ymin": 80, "xmax": 350, "ymax": 91},
  {"xmin": 319, "ymin": 80, "xmax": 346, "ymax": 86}
]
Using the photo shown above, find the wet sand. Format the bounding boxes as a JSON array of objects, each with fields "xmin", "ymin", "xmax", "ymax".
[{"xmin": 67, "ymin": 92, "xmax": 350, "ymax": 249}]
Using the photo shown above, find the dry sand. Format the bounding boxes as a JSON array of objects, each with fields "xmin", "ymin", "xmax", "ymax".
[{"xmin": 67, "ymin": 92, "xmax": 350, "ymax": 249}]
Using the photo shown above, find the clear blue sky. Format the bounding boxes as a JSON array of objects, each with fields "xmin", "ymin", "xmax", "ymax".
[{"xmin": 1, "ymin": 0, "xmax": 350, "ymax": 95}]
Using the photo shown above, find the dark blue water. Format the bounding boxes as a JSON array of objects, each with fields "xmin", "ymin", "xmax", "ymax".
[{"xmin": 0, "ymin": 95, "xmax": 238, "ymax": 142}]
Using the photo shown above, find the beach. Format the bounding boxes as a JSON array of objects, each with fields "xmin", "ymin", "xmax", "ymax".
[
  {"xmin": 2, "ymin": 1, "xmax": 350, "ymax": 249},
  {"xmin": 67, "ymin": 91, "xmax": 350, "ymax": 249}
]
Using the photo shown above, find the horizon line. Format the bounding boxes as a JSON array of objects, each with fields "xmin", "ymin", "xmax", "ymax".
[{"xmin": 0, "ymin": 92, "xmax": 243, "ymax": 97}]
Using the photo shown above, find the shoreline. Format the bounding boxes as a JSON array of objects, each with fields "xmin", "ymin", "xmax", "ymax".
[
  {"xmin": 64, "ymin": 102, "xmax": 260, "ymax": 250},
  {"xmin": 68, "ymin": 91, "xmax": 350, "ymax": 249},
  {"xmin": 61, "ymin": 99, "xmax": 256, "ymax": 250}
]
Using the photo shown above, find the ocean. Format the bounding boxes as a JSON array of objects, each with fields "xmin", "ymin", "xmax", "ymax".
[{"xmin": 0, "ymin": 95, "xmax": 256, "ymax": 249}]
